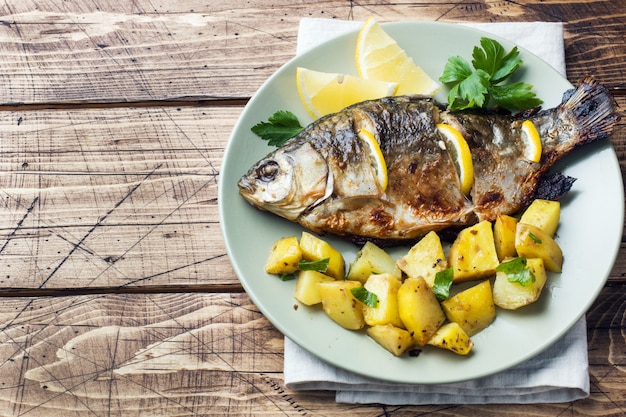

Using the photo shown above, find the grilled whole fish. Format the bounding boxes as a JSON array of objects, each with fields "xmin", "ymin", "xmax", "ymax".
[{"xmin": 238, "ymin": 76, "xmax": 618, "ymax": 244}]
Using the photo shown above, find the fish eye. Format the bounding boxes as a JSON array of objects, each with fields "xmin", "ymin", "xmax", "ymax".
[{"xmin": 256, "ymin": 160, "xmax": 280, "ymax": 182}]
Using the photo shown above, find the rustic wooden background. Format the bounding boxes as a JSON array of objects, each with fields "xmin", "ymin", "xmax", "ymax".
[{"xmin": 0, "ymin": 1, "xmax": 624, "ymax": 416}]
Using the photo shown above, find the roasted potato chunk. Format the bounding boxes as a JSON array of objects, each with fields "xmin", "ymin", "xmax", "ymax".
[
  {"xmin": 441, "ymin": 280, "xmax": 496, "ymax": 337},
  {"xmin": 515, "ymin": 223, "xmax": 563, "ymax": 272},
  {"xmin": 427, "ymin": 322, "xmax": 474, "ymax": 355},
  {"xmin": 519, "ymin": 199, "xmax": 560, "ymax": 237},
  {"xmin": 264, "ymin": 236, "xmax": 302, "ymax": 275},
  {"xmin": 366, "ymin": 324, "xmax": 415, "ymax": 356},
  {"xmin": 448, "ymin": 220, "xmax": 500, "ymax": 282},
  {"xmin": 362, "ymin": 273, "xmax": 404, "ymax": 328},
  {"xmin": 294, "ymin": 270, "xmax": 334, "ymax": 306},
  {"xmin": 494, "ymin": 214, "xmax": 518, "ymax": 261},
  {"xmin": 300, "ymin": 231, "xmax": 345, "ymax": 280},
  {"xmin": 347, "ymin": 241, "xmax": 402, "ymax": 283},
  {"xmin": 396, "ymin": 231, "xmax": 447, "ymax": 287},
  {"xmin": 493, "ymin": 258, "xmax": 548, "ymax": 310},
  {"xmin": 397, "ymin": 277, "xmax": 445, "ymax": 345},
  {"xmin": 317, "ymin": 280, "xmax": 365, "ymax": 330}
]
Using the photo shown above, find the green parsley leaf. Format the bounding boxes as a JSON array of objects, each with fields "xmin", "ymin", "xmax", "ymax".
[
  {"xmin": 251, "ymin": 110, "xmax": 304, "ymax": 147},
  {"xmin": 472, "ymin": 38, "xmax": 522, "ymax": 83},
  {"xmin": 351, "ymin": 286, "xmax": 379, "ymax": 307},
  {"xmin": 278, "ymin": 273, "xmax": 297, "ymax": 281},
  {"xmin": 489, "ymin": 82, "xmax": 544, "ymax": 110},
  {"xmin": 298, "ymin": 258, "xmax": 329, "ymax": 273},
  {"xmin": 528, "ymin": 232, "xmax": 542, "ymax": 243},
  {"xmin": 440, "ymin": 55, "xmax": 474, "ymax": 84},
  {"xmin": 439, "ymin": 37, "xmax": 543, "ymax": 111},
  {"xmin": 433, "ymin": 267, "xmax": 454, "ymax": 301},
  {"xmin": 277, "ymin": 257, "xmax": 329, "ymax": 281},
  {"xmin": 447, "ymin": 69, "xmax": 490, "ymax": 110},
  {"xmin": 496, "ymin": 257, "xmax": 536, "ymax": 286}
]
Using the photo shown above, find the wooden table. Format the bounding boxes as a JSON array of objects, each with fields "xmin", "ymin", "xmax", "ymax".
[{"xmin": 0, "ymin": 1, "xmax": 624, "ymax": 416}]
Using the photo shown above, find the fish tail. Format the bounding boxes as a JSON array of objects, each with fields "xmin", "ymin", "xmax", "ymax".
[{"xmin": 559, "ymin": 76, "xmax": 619, "ymax": 146}]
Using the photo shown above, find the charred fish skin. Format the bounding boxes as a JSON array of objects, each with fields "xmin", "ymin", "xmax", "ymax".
[
  {"xmin": 238, "ymin": 76, "xmax": 618, "ymax": 244},
  {"xmin": 298, "ymin": 96, "xmax": 474, "ymax": 240},
  {"xmin": 443, "ymin": 76, "xmax": 618, "ymax": 222}
]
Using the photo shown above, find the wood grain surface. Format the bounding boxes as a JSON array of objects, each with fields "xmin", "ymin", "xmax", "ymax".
[
  {"xmin": 0, "ymin": 1, "xmax": 623, "ymax": 104},
  {"xmin": 0, "ymin": 106, "xmax": 233, "ymax": 291},
  {"xmin": 0, "ymin": 1, "xmax": 624, "ymax": 416},
  {"xmin": 0, "ymin": 288, "xmax": 624, "ymax": 416}
]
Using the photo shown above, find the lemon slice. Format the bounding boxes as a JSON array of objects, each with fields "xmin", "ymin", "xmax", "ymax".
[
  {"xmin": 358, "ymin": 128, "xmax": 388, "ymax": 192},
  {"xmin": 436, "ymin": 124, "xmax": 474, "ymax": 195},
  {"xmin": 296, "ymin": 67, "xmax": 397, "ymax": 119},
  {"xmin": 520, "ymin": 120, "xmax": 542, "ymax": 163},
  {"xmin": 355, "ymin": 17, "xmax": 440, "ymax": 96}
]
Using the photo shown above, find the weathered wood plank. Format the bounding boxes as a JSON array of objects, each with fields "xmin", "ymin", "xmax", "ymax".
[
  {"xmin": 0, "ymin": 106, "xmax": 237, "ymax": 290},
  {"xmin": 0, "ymin": 288, "xmax": 624, "ymax": 416},
  {"xmin": 0, "ymin": 0, "xmax": 623, "ymax": 105},
  {"xmin": 0, "ymin": 293, "xmax": 287, "ymax": 416}
]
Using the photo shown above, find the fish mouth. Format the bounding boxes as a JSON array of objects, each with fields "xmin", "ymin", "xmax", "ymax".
[{"xmin": 237, "ymin": 176, "xmax": 257, "ymax": 202}]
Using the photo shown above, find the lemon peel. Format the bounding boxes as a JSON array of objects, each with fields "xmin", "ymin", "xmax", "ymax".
[
  {"xmin": 520, "ymin": 120, "xmax": 542, "ymax": 163},
  {"xmin": 436, "ymin": 123, "xmax": 474, "ymax": 195},
  {"xmin": 358, "ymin": 128, "xmax": 388, "ymax": 192}
]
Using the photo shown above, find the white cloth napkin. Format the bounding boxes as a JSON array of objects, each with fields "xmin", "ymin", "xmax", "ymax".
[
  {"xmin": 296, "ymin": 19, "xmax": 565, "ymax": 75},
  {"xmin": 284, "ymin": 18, "xmax": 590, "ymax": 405}
]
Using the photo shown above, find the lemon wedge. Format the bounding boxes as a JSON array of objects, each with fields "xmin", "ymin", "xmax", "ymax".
[
  {"xmin": 436, "ymin": 124, "xmax": 474, "ymax": 195},
  {"xmin": 520, "ymin": 120, "xmax": 542, "ymax": 163},
  {"xmin": 296, "ymin": 67, "xmax": 398, "ymax": 119},
  {"xmin": 355, "ymin": 17, "xmax": 440, "ymax": 96},
  {"xmin": 358, "ymin": 128, "xmax": 388, "ymax": 192}
]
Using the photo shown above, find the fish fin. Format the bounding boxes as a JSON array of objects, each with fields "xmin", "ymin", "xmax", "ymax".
[
  {"xmin": 534, "ymin": 172, "xmax": 577, "ymax": 201},
  {"xmin": 561, "ymin": 76, "xmax": 619, "ymax": 146}
]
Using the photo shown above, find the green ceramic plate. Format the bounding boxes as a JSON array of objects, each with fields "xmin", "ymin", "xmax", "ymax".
[{"xmin": 219, "ymin": 21, "xmax": 623, "ymax": 384}]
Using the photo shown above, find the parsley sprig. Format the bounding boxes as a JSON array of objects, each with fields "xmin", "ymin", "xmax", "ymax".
[
  {"xmin": 496, "ymin": 257, "xmax": 536, "ymax": 286},
  {"xmin": 298, "ymin": 258, "xmax": 330, "ymax": 272},
  {"xmin": 433, "ymin": 267, "xmax": 454, "ymax": 301},
  {"xmin": 439, "ymin": 37, "xmax": 543, "ymax": 111},
  {"xmin": 351, "ymin": 286, "xmax": 379, "ymax": 308},
  {"xmin": 278, "ymin": 257, "xmax": 329, "ymax": 281},
  {"xmin": 251, "ymin": 110, "xmax": 303, "ymax": 147}
]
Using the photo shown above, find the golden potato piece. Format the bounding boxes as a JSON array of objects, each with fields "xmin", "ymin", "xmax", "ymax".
[
  {"xmin": 494, "ymin": 214, "xmax": 518, "ymax": 261},
  {"xmin": 396, "ymin": 231, "xmax": 447, "ymax": 287},
  {"xmin": 366, "ymin": 324, "xmax": 415, "ymax": 356},
  {"xmin": 264, "ymin": 236, "xmax": 302, "ymax": 275},
  {"xmin": 347, "ymin": 241, "xmax": 402, "ymax": 283},
  {"xmin": 448, "ymin": 220, "xmax": 500, "ymax": 282},
  {"xmin": 427, "ymin": 322, "xmax": 474, "ymax": 355},
  {"xmin": 515, "ymin": 223, "xmax": 563, "ymax": 272},
  {"xmin": 294, "ymin": 270, "xmax": 334, "ymax": 306},
  {"xmin": 493, "ymin": 258, "xmax": 548, "ymax": 310},
  {"xmin": 300, "ymin": 231, "xmax": 345, "ymax": 280},
  {"xmin": 441, "ymin": 280, "xmax": 496, "ymax": 337},
  {"xmin": 519, "ymin": 199, "xmax": 560, "ymax": 237},
  {"xmin": 362, "ymin": 273, "xmax": 404, "ymax": 328},
  {"xmin": 397, "ymin": 277, "xmax": 445, "ymax": 345},
  {"xmin": 317, "ymin": 280, "xmax": 365, "ymax": 330}
]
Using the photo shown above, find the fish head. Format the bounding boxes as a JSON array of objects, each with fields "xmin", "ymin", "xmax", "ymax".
[{"xmin": 238, "ymin": 141, "xmax": 333, "ymax": 220}]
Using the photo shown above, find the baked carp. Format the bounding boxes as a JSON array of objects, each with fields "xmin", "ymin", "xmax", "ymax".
[{"xmin": 238, "ymin": 76, "xmax": 617, "ymax": 244}]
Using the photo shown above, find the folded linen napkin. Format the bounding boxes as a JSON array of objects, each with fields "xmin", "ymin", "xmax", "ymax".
[{"xmin": 284, "ymin": 18, "xmax": 590, "ymax": 405}]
